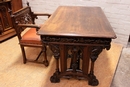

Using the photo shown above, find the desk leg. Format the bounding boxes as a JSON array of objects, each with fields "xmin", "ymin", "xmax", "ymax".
[
  {"xmin": 88, "ymin": 46, "xmax": 103, "ymax": 86},
  {"xmin": 49, "ymin": 44, "xmax": 60, "ymax": 83}
]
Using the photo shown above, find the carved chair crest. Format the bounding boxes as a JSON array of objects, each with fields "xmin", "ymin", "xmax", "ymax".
[
  {"xmin": 13, "ymin": 7, "xmax": 33, "ymax": 25},
  {"xmin": 11, "ymin": 6, "xmax": 34, "ymax": 40}
]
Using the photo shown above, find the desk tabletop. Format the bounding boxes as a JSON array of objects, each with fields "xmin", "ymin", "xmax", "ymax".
[{"xmin": 38, "ymin": 6, "xmax": 116, "ymax": 39}]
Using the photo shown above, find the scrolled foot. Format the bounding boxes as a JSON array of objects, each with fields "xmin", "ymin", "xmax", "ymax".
[
  {"xmin": 50, "ymin": 73, "xmax": 60, "ymax": 83},
  {"xmin": 88, "ymin": 73, "xmax": 99, "ymax": 86},
  {"xmin": 88, "ymin": 77, "xmax": 99, "ymax": 86}
]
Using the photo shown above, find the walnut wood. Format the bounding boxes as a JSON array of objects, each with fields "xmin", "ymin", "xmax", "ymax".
[
  {"xmin": 38, "ymin": 6, "xmax": 117, "ymax": 86},
  {"xmin": 11, "ymin": 0, "xmax": 23, "ymax": 13},
  {"xmin": 38, "ymin": 6, "xmax": 116, "ymax": 39},
  {"xmin": 11, "ymin": 4, "xmax": 51, "ymax": 66},
  {"xmin": 0, "ymin": 0, "xmax": 22, "ymax": 42}
]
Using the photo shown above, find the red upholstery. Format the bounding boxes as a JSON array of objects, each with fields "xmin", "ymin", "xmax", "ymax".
[{"xmin": 20, "ymin": 28, "xmax": 42, "ymax": 45}]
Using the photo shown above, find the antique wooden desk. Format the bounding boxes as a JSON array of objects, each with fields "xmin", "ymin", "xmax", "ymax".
[{"xmin": 38, "ymin": 6, "xmax": 116, "ymax": 86}]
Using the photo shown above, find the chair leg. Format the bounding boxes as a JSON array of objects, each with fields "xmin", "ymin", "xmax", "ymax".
[
  {"xmin": 20, "ymin": 45, "xmax": 27, "ymax": 64},
  {"xmin": 42, "ymin": 45, "xmax": 49, "ymax": 66}
]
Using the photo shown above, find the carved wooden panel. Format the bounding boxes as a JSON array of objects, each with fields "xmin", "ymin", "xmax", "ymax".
[
  {"xmin": 0, "ymin": 5, "xmax": 12, "ymax": 31},
  {"xmin": 13, "ymin": 8, "xmax": 33, "ymax": 24},
  {"xmin": 0, "ymin": 0, "xmax": 22, "ymax": 42}
]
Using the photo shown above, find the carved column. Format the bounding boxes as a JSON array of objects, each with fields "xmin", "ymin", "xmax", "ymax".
[
  {"xmin": 88, "ymin": 44, "xmax": 111, "ymax": 86},
  {"xmin": 49, "ymin": 44, "xmax": 60, "ymax": 83}
]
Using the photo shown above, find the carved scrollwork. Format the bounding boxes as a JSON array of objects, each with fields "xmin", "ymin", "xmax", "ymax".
[
  {"xmin": 0, "ymin": 5, "xmax": 10, "ymax": 28},
  {"xmin": 15, "ymin": 13, "xmax": 32, "ymax": 24},
  {"xmin": 105, "ymin": 45, "xmax": 111, "ymax": 50},
  {"xmin": 90, "ymin": 46, "xmax": 104, "ymax": 62},
  {"xmin": 49, "ymin": 44, "xmax": 60, "ymax": 59},
  {"xmin": 42, "ymin": 36, "xmax": 111, "ymax": 45},
  {"xmin": 90, "ymin": 42, "xmax": 111, "ymax": 62}
]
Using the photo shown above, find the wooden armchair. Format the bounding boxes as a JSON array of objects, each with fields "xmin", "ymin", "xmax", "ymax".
[{"xmin": 11, "ymin": 3, "xmax": 51, "ymax": 66}]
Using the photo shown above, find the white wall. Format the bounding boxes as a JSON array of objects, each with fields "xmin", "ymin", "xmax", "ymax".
[{"xmin": 22, "ymin": 0, "xmax": 130, "ymax": 47}]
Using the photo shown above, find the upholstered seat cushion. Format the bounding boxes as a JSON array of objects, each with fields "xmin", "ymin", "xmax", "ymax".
[{"xmin": 20, "ymin": 28, "xmax": 42, "ymax": 45}]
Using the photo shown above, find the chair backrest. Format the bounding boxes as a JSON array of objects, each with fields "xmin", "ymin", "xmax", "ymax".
[
  {"xmin": 12, "ymin": 6, "xmax": 34, "ymax": 24},
  {"xmin": 11, "ymin": 6, "xmax": 36, "ymax": 40}
]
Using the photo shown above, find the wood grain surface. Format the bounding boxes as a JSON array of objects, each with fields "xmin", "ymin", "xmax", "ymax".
[{"xmin": 38, "ymin": 6, "xmax": 116, "ymax": 39}]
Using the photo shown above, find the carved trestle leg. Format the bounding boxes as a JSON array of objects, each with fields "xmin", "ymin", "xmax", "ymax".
[
  {"xmin": 88, "ymin": 46, "xmax": 103, "ymax": 86},
  {"xmin": 49, "ymin": 44, "xmax": 60, "ymax": 83}
]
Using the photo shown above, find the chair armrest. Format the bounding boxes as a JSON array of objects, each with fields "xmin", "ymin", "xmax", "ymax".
[
  {"xmin": 33, "ymin": 13, "xmax": 51, "ymax": 18},
  {"xmin": 18, "ymin": 24, "xmax": 40, "ymax": 31}
]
